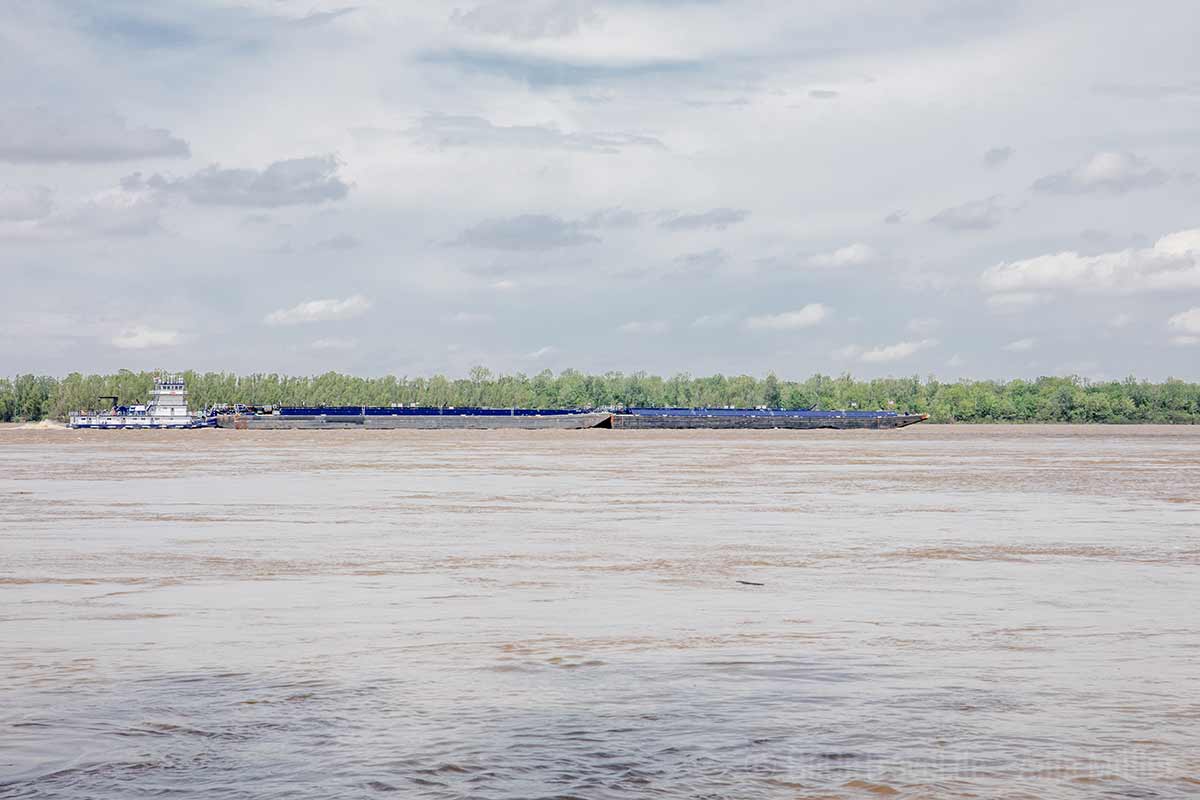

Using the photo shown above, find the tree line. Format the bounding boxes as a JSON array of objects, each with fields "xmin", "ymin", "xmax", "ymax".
[{"xmin": 1, "ymin": 369, "xmax": 1199, "ymax": 423}]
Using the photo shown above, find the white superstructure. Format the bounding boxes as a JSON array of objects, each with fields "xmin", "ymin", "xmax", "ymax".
[{"xmin": 69, "ymin": 375, "xmax": 214, "ymax": 429}]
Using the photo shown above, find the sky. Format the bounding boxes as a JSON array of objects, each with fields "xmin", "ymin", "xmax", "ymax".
[{"xmin": 1, "ymin": 0, "xmax": 1199, "ymax": 381}]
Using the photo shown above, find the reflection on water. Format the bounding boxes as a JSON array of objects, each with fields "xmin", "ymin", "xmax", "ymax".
[{"xmin": 1, "ymin": 425, "xmax": 1198, "ymax": 798}]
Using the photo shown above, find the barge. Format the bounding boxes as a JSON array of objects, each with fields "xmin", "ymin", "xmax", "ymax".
[
  {"xmin": 611, "ymin": 407, "xmax": 928, "ymax": 430},
  {"xmin": 216, "ymin": 406, "xmax": 613, "ymax": 430}
]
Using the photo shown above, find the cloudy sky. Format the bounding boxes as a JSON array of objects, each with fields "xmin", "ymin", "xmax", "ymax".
[{"xmin": 2, "ymin": 0, "xmax": 1199, "ymax": 380}]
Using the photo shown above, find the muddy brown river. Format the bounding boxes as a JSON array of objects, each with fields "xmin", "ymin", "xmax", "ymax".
[{"xmin": 1, "ymin": 425, "xmax": 1198, "ymax": 798}]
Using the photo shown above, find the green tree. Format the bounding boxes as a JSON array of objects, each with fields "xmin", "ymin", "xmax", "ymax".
[{"xmin": 762, "ymin": 373, "xmax": 781, "ymax": 408}]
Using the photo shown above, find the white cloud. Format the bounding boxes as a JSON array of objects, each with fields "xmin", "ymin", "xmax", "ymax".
[
  {"xmin": 618, "ymin": 320, "xmax": 669, "ymax": 334},
  {"xmin": 835, "ymin": 339, "xmax": 938, "ymax": 363},
  {"xmin": 692, "ymin": 311, "xmax": 735, "ymax": 328},
  {"xmin": 986, "ymin": 292, "xmax": 1048, "ymax": 312},
  {"xmin": 1109, "ymin": 312, "xmax": 1133, "ymax": 329},
  {"xmin": 745, "ymin": 304, "xmax": 830, "ymax": 330},
  {"xmin": 1167, "ymin": 307, "xmax": 1200, "ymax": 335},
  {"xmin": 859, "ymin": 338, "xmax": 938, "ymax": 363},
  {"xmin": 112, "ymin": 325, "xmax": 178, "ymax": 350},
  {"xmin": 946, "ymin": 354, "xmax": 965, "ymax": 368},
  {"xmin": 808, "ymin": 242, "xmax": 876, "ymax": 268},
  {"xmin": 524, "ymin": 345, "xmax": 558, "ymax": 359},
  {"xmin": 1032, "ymin": 151, "xmax": 1168, "ymax": 194},
  {"xmin": 1170, "ymin": 336, "xmax": 1199, "ymax": 346},
  {"xmin": 982, "ymin": 229, "xmax": 1200, "ymax": 294},
  {"xmin": 1002, "ymin": 337, "xmax": 1036, "ymax": 352},
  {"xmin": 264, "ymin": 294, "xmax": 372, "ymax": 325}
]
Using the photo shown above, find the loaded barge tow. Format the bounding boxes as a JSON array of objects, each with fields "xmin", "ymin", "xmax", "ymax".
[
  {"xmin": 216, "ymin": 406, "xmax": 613, "ymax": 430},
  {"xmin": 219, "ymin": 406, "xmax": 927, "ymax": 430},
  {"xmin": 611, "ymin": 407, "xmax": 928, "ymax": 430},
  {"xmin": 68, "ymin": 377, "xmax": 928, "ymax": 431}
]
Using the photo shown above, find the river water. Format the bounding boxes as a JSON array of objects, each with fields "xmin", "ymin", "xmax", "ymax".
[{"xmin": 1, "ymin": 425, "xmax": 1198, "ymax": 799}]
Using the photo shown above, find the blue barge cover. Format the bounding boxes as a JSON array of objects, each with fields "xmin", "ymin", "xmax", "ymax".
[
  {"xmin": 279, "ymin": 406, "xmax": 592, "ymax": 417},
  {"xmin": 627, "ymin": 407, "xmax": 903, "ymax": 418}
]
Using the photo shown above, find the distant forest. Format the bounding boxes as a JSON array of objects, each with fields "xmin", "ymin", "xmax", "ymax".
[{"xmin": 3, "ymin": 369, "xmax": 1200, "ymax": 423}]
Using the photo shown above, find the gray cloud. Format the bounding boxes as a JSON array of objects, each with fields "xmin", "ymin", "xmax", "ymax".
[
  {"xmin": 983, "ymin": 145, "xmax": 1013, "ymax": 167},
  {"xmin": 0, "ymin": 185, "xmax": 53, "ymax": 221},
  {"xmin": 311, "ymin": 234, "xmax": 362, "ymax": 252},
  {"xmin": 884, "ymin": 210, "xmax": 906, "ymax": 224},
  {"xmin": 450, "ymin": 0, "xmax": 599, "ymax": 39},
  {"xmin": 660, "ymin": 208, "xmax": 748, "ymax": 231},
  {"xmin": 454, "ymin": 207, "xmax": 634, "ymax": 264},
  {"xmin": 682, "ymin": 96, "xmax": 750, "ymax": 108},
  {"xmin": 582, "ymin": 207, "xmax": 642, "ymax": 228},
  {"xmin": 0, "ymin": 107, "xmax": 189, "ymax": 163},
  {"xmin": 1032, "ymin": 152, "xmax": 1168, "ymax": 195},
  {"xmin": 406, "ymin": 114, "xmax": 664, "ymax": 153},
  {"xmin": 454, "ymin": 214, "xmax": 601, "ymax": 250},
  {"xmin": 672, "ymin": 248, "xmax": 727, "ymax": 274},
  {"xmin": 291, "ymin": 7, "xmax": 358, "ymax": 28},
  {"xmin": 419, "ymin": 49, "xmax": 705, "ymax": 87},
  {"xmin": 76, "ymin": 4, "xmax": 357, "ymax": 53},
  {"xmin": 808, "ymin": 89, "xmax": 840, "ymax": 99},
  {"xmin": 126, "ymin": 156, "xmax": 350, "ymax": 207},
  {"xmin": 85, "ymin": 10, "xmax": 198, "ymax": 49},
  {"xmin": 929, "ymin": 195, "xmax": 1005, "ymax": 231}
]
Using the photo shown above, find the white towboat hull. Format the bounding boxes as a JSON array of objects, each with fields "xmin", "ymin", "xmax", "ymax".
[{"xmin": 68, "ymin": 415, "xmax": 215, "ymax": 429}]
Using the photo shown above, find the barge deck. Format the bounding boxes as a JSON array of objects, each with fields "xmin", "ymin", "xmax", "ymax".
[
  {"xmin": 218, "ymin": 409, "xmax": 613, "ymax": 430},
  {"xmin": 612, "ymin": 408, "xmax": 928, "ymax": 430}
]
